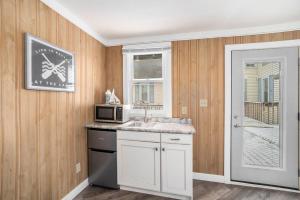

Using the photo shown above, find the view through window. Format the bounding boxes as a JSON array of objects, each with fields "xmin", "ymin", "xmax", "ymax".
[{"xmin": 132, "ymin": 54, "xmax": 164, "ymax": 110}]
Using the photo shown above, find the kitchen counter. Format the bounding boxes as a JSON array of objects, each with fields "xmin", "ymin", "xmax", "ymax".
[
  {"xmin": 85, "ymin": 117, "xmax": 196, "ymax": 135},
  {"xmin": 85, "ymin": 122, "xmax": 121, "ymax": 130}
]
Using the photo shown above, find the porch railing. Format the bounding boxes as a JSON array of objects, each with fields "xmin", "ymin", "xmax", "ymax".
[{"xmin": 244, "ymin": 102, "xmax": 279, "ymax": 125}]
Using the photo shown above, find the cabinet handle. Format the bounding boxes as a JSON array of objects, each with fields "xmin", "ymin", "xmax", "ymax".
[
  {"xmin": 97, "ymin": 137, "xmax": 104, "ymax": 140},
  {"xmin": 170, "ymin": 138, "xmax": 180, "ymax": 141},
  {"xmin": 154, "ymin": 147, "xmax": 158, "ymax": 151},
  {"xmin": 162, "ymin": 148, "xmax": 165, "ymax": 151}
]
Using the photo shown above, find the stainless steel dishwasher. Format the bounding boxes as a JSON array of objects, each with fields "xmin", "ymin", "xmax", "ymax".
[{"xmin": 87, "ymin": 128, "xmax": 119, "ymax": 189}]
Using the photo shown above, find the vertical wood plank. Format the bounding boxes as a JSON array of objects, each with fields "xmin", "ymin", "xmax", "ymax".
[
  {"xmin": 284, "ymin": 31, "xmax": 298, "ymax": 40},
  {"xmin": 198, "ymin": 39, "xmax": 209, "ymax": 172},
  {"xmin": 67, "ymin": 22, "xmax": 76, "ymax": 190},
  {"xmin": 57, "ymin": 15, "xmax": 69, "ymax": 198},
  {"xmin": 1, "ymin": 0, "xmax": 17, "ymax": 199},
  {"xmin": 207, "ymin": 38, "xmax": 216, "ymax": 173},
  {"xmin": 190, "ymin": 40, "xmax": 198, "ymax": 171},
  {"xmin": 269, "ymin": 32, "xmax": 284, "ymax": 41},
  {"xmin": 100, "ymin": 44, "xmax": 107, "ymax": 102},
  {"xmin": 95, "ymin": 39, "xmax": 106, "ymax": 103},
  {"xmin": 18, "ymin": 0, "xmax": 39, "ymax": 199},
  {"xmin": 73, "ymin": 25, "xmax": 82, "ymax": 185},
  {"xmin": 178, "ymin": 41, "xmax": 190, "ymax": 118},
  {"xmin": 216, "ymin": 38, "xmax": 225, "ymax": 175},
  {"xmin": 79, "ymin": 31, "xmax": 87, "ymax": 182},
  {"xmin": 37, "ymin": 2, "xmax": 58, "ymax": 199},
  {"xmin": 296, "ymin": 30, "xmax": 300, "ymax": 38},
  {"xmin": 93, "ymin": 40, "xmax": 100, "ymax": 103},
  {"xmin": 0, "ymin": 0, "xmax": 2, "ymax": 197},
  {"xmin": 86, "ymin": 35, "xmax": 94, "ymax": 123},
  {"xmin": 105, "ymin": 46, "xmax": 123, "ymax": 101}
]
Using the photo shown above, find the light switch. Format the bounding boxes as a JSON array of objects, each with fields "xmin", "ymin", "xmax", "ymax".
[
  {"xmin": 200, "ymin": 99, "xmax": 208, "ymax": 107},
  {"xmin": 181, "ymin": 106, "xmax": 188, "ymax": 115},
  {"xmin": 76, "ymin": 163, "xmax": 81, "ymax": 173}
]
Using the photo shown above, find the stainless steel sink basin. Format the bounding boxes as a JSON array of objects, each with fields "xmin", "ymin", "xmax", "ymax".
[{"xmin": 126, "ymin": 121, "xmax": 157, "ymax": 128}]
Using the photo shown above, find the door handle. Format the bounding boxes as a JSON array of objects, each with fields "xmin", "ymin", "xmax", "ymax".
[{"xmin": 233, "ymin": 124, "xmax": 273, "ymax": 128}]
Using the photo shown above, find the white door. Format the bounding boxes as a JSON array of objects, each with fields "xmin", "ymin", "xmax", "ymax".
[
  {"xmin": 231, "ymin": 47, "xmax": 299, "ymax": 189},
  {"xmin": 117, "ymin": 140, "xmax": 161, "ymax": 191},
  {"xmin": 161, "ymin": 143, "xmax": 192, "ymax": 196}
]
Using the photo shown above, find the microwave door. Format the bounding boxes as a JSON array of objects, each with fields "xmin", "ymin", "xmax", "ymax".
[{"xmin": 96, "ymin": 106, "xmax": 115, "ymax": 121}]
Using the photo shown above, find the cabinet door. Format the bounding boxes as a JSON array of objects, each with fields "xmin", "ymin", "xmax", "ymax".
[
  {"xmin": 161, "ymin": 143, "xmax": 192, "ymax": 196},
  {"xmin": 117, "ymin": 140, "xmax": 161, "ymax": 191}
]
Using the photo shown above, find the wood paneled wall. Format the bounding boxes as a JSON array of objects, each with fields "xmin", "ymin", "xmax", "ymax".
[
  {"xmin": 106, "ymin": 31, "xmax": 300, "ymax": 175},
  {"xmin": 105, "ymin": 46, "xmax": 123, "ymax": 102},
  {"xmin": 0, "ymin": 0, "xmax": 106, "ymax": 199}
]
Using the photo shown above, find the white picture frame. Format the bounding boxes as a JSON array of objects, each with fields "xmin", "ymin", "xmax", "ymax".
[{"xmin": 25, "ymin": 33, "xmax": 75, "ymax": 92}]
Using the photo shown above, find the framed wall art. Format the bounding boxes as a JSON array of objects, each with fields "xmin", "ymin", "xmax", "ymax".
[{"xmin": 25, "ymin": 33, "xmax": 75, "ymax": 92}]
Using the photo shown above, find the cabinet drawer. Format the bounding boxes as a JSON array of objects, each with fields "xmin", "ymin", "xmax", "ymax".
[
  {"xmin": 88, "ymin": 129, "xmax": 116, "ymax": 151},
  {"xmin": 161, "ymin": 133, "xmax": 192, "ymax": 145},
  {"xmin": 117, "ymin": 130, "xmax": 160, "ymax": 143}
]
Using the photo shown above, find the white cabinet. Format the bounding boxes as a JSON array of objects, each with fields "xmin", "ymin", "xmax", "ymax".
[
  {"xmin": 161, "ymin": 143, "xmax": 192, "ymax": 196},
  {"xmin": 117, "ymin": 139, "xmax": 161, "ymax": 191},
  {"xmin": 117, "ymin": 130, "xmax": 193, "ymax": 200}
]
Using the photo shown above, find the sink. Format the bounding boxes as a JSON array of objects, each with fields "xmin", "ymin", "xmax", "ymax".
[{"xmin": 126, "ymin": 121, "xmax": 157, "ymax": 128}]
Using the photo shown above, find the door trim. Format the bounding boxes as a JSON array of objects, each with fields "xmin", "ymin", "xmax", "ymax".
[{"xmin": 224, "ymin": 39, "xmax": 300, "ymax": 189}]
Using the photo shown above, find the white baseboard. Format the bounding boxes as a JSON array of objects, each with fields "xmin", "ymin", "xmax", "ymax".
[
  {"xmin": 193, "ymin": 172, "xmax": 225, "ymax": 183},
  {"xmin": 61, "ymin": 179, "xmax": 89, "ymax": 200}
]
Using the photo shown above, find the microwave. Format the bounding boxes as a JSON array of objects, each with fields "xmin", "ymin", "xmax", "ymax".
[{"xmin": 95, "ymin": 104, "xmax": 130, "ymax": 123}]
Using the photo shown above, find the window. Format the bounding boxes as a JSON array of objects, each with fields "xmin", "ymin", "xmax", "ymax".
[
  {"xmin": 263, "ymin": 78, "xmax": 269, "ymax": 102},
  {"xmin": 123, "ymin": 43, "xmax": 172, "ymax": 117},
  {"xmin": 258, "ymin": 78, "xmax": 262, "ymax": 102},
  {"xmin": 244, "ymin": 79, "xmax": 248, "ymax": 101},
  {"xmin": 132, "ymin": 54, "xmax": 163, "ymax": 107}
]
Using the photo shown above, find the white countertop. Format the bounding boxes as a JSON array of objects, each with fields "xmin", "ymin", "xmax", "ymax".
[{"xmin": 85, "ymin": 118, "xmax": 196, "ymax": 135}]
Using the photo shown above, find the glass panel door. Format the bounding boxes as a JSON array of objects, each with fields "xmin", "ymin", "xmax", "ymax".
[{"xmin": 231, "ymin": 47, "xmax": 298, "ymax": 189}]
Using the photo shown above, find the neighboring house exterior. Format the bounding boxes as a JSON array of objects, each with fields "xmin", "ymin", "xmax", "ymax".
[
  {"xmin": 244, "ymin": 62, "xmax": 280, "ymax": 124},
  {"xmin": 132, "ymin": 54, "xmax": 164, "ymax": 110}
]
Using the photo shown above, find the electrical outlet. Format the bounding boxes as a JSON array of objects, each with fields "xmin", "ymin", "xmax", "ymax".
[
  {"xmin": 76, "ymin": 163, "xmax": 81, "ymax": 174},
  {"xmin": 200, "ymin": 99, "xmax": 208, "ymax": 107},
  {"xmin": 181, "ymin": 106, "xmax": 188, "ymax": 115}
]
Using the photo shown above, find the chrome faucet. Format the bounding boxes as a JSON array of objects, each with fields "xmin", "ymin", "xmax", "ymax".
[
  {"xmin": 136, "ymin": 100, "xmax": 149, "ymax": 123},
  {"xmin": 144, "ymin": 106, "xmax": 148, "ymax": 123}
]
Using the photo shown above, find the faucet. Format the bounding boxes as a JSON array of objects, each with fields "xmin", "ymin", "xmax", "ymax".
[
  {"xmin": 144, "ymin": 106, "xmax": 148, "ymax": 123},
  {"xmin": 136, "ymin": 100, "xmax": 149, "ymax": 123}
]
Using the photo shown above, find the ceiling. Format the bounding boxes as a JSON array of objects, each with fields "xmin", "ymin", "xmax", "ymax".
[{"xmin": 51, "ymin": 0, "xmax": 300, "ymax": 45}]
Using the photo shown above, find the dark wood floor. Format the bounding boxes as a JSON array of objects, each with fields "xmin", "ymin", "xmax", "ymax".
[{"xmin": 74, "ymin": 180, "xmax": 300, "ymax": 200}]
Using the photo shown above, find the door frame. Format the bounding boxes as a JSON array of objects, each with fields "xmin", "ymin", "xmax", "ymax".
[{"xmin": 224, "ymin": 39, "xmax": 300, "ymax": 187}]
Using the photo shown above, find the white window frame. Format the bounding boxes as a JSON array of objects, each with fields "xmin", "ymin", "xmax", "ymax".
[{"xmin": 123, "ymin": 42, "xmax": 172, "ymax": 117}]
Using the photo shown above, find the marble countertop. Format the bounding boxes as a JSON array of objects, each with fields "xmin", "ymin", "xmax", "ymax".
[
  {"xmin": 85, "ymin": 117, "xmax": 196, "ymax": 135},
  {"xmin": 85, "ymin": 122, "xmax": 122, "ymax": 130}
]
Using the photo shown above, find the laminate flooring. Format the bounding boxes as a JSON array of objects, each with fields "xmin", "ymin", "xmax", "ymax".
[{"xmin": 74, "ymin": 180, "xmax": 300, "ymax": 200}]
